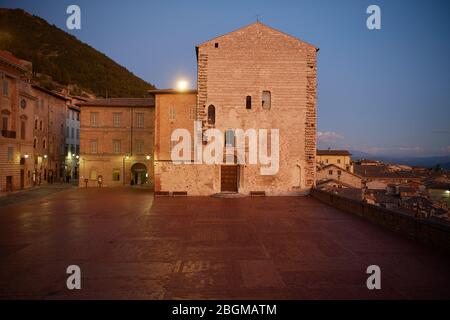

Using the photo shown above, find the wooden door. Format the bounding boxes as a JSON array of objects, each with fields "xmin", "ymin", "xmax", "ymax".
[{"xmin": 221, "ymin": 165, "xmax": 238, "ymax": 192}]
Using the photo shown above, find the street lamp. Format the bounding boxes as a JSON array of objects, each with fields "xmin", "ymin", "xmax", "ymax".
[
  {"xmin": 146, "ymin": 155, "xmax": 150, "ymax": 160},
  {"xmin": 24, "ymin": 153, "xmax": 29, "ymax": 159}
]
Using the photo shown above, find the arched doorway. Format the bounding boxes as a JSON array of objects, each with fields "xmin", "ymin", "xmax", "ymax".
[{"xmin": 131, "ymin": 163, "xmax": 147, "ymax": 185}]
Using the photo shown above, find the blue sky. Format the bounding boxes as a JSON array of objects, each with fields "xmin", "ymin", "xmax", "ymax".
[{"xmin": 2, "ymin": 0, "xmax": 450, "ymax": 157}]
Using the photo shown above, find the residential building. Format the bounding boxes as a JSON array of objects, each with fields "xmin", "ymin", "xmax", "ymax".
[
  {"xmin": 78, "ymin": 98, "xmax": 155, "ymax": 187},
  {"xmin": 31, "ymin": 85, "xmax": 69, "ymax": 184},
  {"xmin": 0, "ymin": 50, "xmax": 35, "ymax": 191},
  {"xmin": 316, "ymin": 149, "xmax": 353, "ymax": 173}
]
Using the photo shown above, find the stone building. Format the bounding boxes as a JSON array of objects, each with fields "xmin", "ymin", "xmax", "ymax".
[
  {"xmin": 64, "ymin": 102, "xmax": 81, "ymax": 180},
  {"xmin": 31, "ymin": 85, "xmax": 68, "ymax": 185},
  {"xmin": 78, "ymin": 98, "xmax": 155, "ymax": 187},
  {"xmin": 316, "ymin": 149, "xmax": 353, "ymax": 173},
  {"xmin": 0, "ymin": 50, "xmax": 70, "ymax": 191},
  {"xmin": 153, "ymin": 22, "xmax": 318, "ymax": 195},
  {"xmin": 0, "ymin": 50, "xmax": 35, "ymax": 191}
]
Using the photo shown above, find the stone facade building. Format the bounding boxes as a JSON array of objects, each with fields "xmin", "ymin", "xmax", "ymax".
[
  {"xmin": 316, "ymin": 149, "xmax": 353, "ymax": 173},
  {"xmin": 78, "ymin": 98, "xmax": 155, "ymax": 187},
  {"xmin": 77, "ymin": 22, "xmax": 318, "ymax": 195},
  {"xmin": 153, "ymin": 22, "xmax": 318, "ymax": 195},
  {"xmin": 0, "ymin": 50, "xmax": 34, "ymax": 191}
]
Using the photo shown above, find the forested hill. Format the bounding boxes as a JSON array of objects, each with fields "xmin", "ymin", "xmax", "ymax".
[{"xmin": 0, "ymin": 8, "xmax": 155, "ymax": 97}]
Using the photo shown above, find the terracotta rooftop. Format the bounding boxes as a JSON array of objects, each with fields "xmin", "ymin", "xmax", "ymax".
[
  {"xmin": 317, "ymin": 149, "xmax": 351, "ymax": 156},
  {"xmin": 77, "ymin": 97, "xmax": 155, "ymax": 107},
  {"xmin": 0, "ymin": 50, "xmax": 28, "ymax": 72}
]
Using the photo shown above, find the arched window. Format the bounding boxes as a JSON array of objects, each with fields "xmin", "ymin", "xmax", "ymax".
[
  {"xmin": 207, "ymin": 105, "xmax": 215, "ymax": 125},
  {"xmin": 43, "ymin": 139, "xmax": 46, "ymax": 149},
  {"xmin": 33, "ymin": 138, "xmax": 37, "ymax": 148}
]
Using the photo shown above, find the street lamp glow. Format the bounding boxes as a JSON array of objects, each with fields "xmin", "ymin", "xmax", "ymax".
[
  {"xmin": 24, "ymin": 153, "xmax": 29, "ymax": 159},
  {"xmin": 44, "ymin": 154, "xmax": 48, "ymax": 159},
  {"xmin": 176, "ymin": 79, "xmax": 188, "ymax": 91},
  {"xmin": 146, "ymin": 155, "xmax": 150, "ymax": 160}
]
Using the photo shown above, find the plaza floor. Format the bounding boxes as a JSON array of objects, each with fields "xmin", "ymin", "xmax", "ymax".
[{"xmin": 0, "ymin": 187, "xmax": 449, "ymax": 299}]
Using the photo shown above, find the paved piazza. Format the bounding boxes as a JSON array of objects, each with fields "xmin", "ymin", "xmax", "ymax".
[{"xmin": 0, "ymin": 187, "xmax": 449, "ymax": 299}]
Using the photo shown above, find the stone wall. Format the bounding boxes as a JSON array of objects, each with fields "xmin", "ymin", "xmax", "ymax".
[
  {"xmin": 311, "ymin": 189, "xmax": 450, "ymax": 252},
  {"xmin": 193, "ymin": 22, "xmax": 317, "ymax": 195}
]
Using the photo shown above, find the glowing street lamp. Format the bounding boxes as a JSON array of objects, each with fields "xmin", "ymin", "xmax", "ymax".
[
  {"xmin": 24, "ymin": 153, "xmax": 29, "ymax": 159},
  {"xmin": 146, "ymin": 155, "xmax": 150, "ymax": 160},
  {"xmin": 44, "ymin": 154, "xmax": 48, "ymax": 159}
]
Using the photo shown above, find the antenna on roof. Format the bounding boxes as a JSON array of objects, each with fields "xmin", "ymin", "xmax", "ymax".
[{"xmin": 255, "ymin": 14, "xmax": 262, "ymax": 23}]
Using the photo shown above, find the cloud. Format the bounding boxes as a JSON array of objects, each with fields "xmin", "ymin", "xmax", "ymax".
[{"xmin": 317, "ymin": 131, "xmax": 344, "ymax": 143}]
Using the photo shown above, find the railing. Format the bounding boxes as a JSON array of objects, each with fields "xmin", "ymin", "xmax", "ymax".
[
  {"xmin": 1, "ymin": 130, "xmax": 16, "ymax": 138},
  {"xmin": 310, "ymin": 188, "xmax": 450, "ymax": 252}
]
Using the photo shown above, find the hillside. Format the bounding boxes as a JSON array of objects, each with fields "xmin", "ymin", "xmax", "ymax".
[{"xmin": 0, "ymin": 8, "xmax": 155, "ymax": 97}]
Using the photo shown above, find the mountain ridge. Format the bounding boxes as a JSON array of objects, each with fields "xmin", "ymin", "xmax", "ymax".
[{"xmin": 0, "ymin": 8, "xmax": 155, "ymax": 97}]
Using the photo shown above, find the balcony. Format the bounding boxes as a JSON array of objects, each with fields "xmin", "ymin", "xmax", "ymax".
[{"xmin": 1, "ymin": 130, "xmax": 16, "ymax": 139}]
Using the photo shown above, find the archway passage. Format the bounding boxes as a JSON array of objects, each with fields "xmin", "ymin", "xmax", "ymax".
[
  {"xmin": 221, "ymin": 165, "xmax": 238, "ymax": 192},
  {"xmin": 131, "ymin": 163, "xmax": 147, "ymax": 185}
]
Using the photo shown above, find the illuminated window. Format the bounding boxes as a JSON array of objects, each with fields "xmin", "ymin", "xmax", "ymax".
[
  {"xmin": 112, "ymin": 140, "xmax": 121, "ymax": 153},
  {"xmin": 112, "ymin": 169, "xmax": 120, "ymax": 181}
]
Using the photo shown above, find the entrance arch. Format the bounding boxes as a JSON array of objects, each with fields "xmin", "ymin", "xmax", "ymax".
[{"xmin": 131, "ymin": 163, "xmax": 147, "ymax": 185}]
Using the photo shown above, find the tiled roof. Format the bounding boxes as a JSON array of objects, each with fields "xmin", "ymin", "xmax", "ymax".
[
  {"xmin": 317, "ymin": 149, "xmax": 351, "ymax": 156},
  {"xmin": 77, "ymin": 97, "xmax": 155, "ymax": 107}
]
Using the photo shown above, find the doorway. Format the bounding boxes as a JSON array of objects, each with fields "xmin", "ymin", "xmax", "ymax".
[
  {"xmin": 131, "ymin": 163, "xmax": 147, "ymax": 185},
  {"xmin": 220, "ymin": 165, "xmax": 238, "ymax": 192},
  {"xmin": 20, "ymin": 169, "xmax": 24, "ymax": 189}
]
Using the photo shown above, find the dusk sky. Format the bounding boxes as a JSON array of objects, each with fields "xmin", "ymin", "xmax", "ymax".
[{"xmin": 2, "ymin": 0, "xmax": 450, "ymax": 157}]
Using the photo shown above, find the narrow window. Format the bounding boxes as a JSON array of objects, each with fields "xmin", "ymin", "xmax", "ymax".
[
  {"xmin": 262, "ymin": 91, "xmax": 271, "ymax": 110},
  {"xmin": 169, "ymin": 107, "xmax": 176, "ymax": 121},
  {"xmin": 90, "ymin": 140, "xmax": 98, "ymax": 153},
  {"xmin": 338, "ymin": 170, "xmax": 342, "ymax": 176},
  {"xmin": 112, "ymin": 140, "xmax": 121, "ymax": 153},
  {"xmin": 113, "ymin": 113, "xmax": 121, "ymax": 127},
  {"xmin": 2, "ymin": 115, "xmax": 8, "ymax": 131},
  {"xmin": 3, "ymin": 79, "xmax": 9, "ymax": 96},
  {"xmin": 7, "ymin": 147, "xmax": 13, "ymax": 162},
  {"xmin": 328, "ymin": 170, "xmax": 333, "ymax": 175},
  {"xmin": 214, "ymin": 42, "xmax": 219, "ymax": 48},
  {"xmin": 225, "ymin": 129, "xmax": 235, "ymax": 147},
  {"xmin": 112, "ymin": 169, "xmax": 120, "ymax": 181},
  {"xmin": 39, "ymin": 120, "xmax": 42, "ymax": 130},
  {"xmin": 135, "ymin": 140, "xmax": 144, "ymax": 154},
  {"xmin": 34, "ymin": 119, "xmax": 38, "ymax": 129},
  {"xmin": 207, "ymin": 105, "xmax": 215, "ymax": 125},
  {"xmin": 337, "ymin": 159, "xmax": 341, "ymax": 164},
  {"xmin": 246, "ymin": 96, "xmax": 252, "ymax": 109},
  {"xmin": 20, "ymin": 121, "xmax": 26, "ymax": 140},
  {"xmin": 43, "ymin": 139, "xmax": 46, "ymax": 149},
  {"xmin": 136, "ymin": 113, "xmax": 144, "ymax": 128},
  {"xmin": 90, "ymin": 112, "xmax": 99, "ymax": 126},
  {"xmin": 34, "ymin": 138, "xmax": 37, "ymax": 148}
]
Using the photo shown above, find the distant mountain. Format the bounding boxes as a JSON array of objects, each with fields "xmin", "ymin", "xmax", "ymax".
[
  {"xmin": 350, "ymin": 150, "xmax": 450, "ymax": 169},
  {"xmin": 0, "ymin": 8, "xmax": 155, "ymax": 97}
]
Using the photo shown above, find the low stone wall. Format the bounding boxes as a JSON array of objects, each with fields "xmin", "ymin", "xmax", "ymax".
[{"xmin": 311, "ymin": 189, "xmax": 450, "ymax": 252}]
